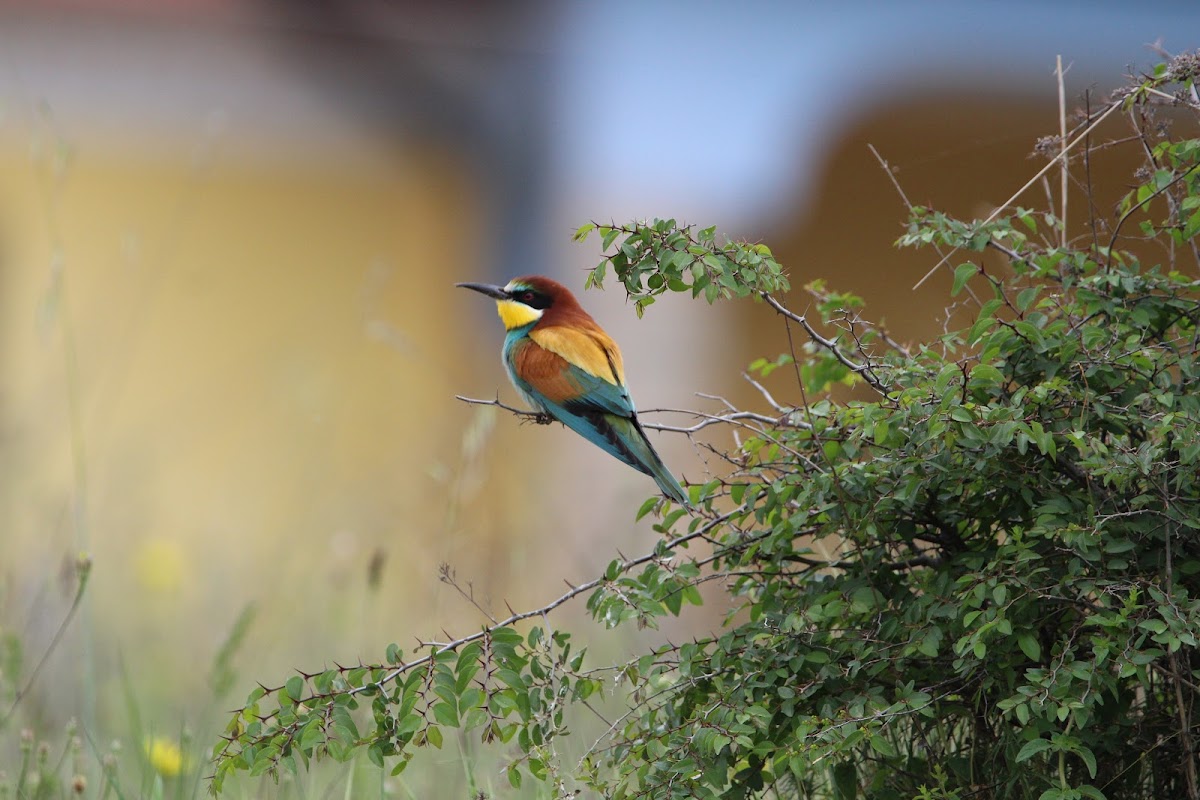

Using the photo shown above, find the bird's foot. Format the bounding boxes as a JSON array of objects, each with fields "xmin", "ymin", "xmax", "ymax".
[{"xmin": 533, "ymin": 412, "xmax": 554, "ymax": 425}]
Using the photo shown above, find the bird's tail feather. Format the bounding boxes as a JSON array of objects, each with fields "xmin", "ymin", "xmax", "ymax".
[
  {"xmin": 546, "ymin": 403, "xmax": 692, "ymax": 508},
  {"xmin": 603, "ymin": 415, "xmax": 692, "ymax": 508}
]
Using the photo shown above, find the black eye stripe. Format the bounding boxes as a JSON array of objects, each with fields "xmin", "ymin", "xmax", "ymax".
[{"xmin": 512, "ymin": 288, "xmax": 552, "ymax": 310}]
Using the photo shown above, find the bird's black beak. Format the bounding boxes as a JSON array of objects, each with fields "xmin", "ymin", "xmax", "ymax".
[{"xmin": 455, "ymin": 282, "xmax": 511, "ymax": 300}]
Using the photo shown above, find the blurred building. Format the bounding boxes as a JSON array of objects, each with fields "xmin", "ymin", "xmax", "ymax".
[{"xmin": 1, "ymin": 0, "xmax": 1196, "ymax": 731}]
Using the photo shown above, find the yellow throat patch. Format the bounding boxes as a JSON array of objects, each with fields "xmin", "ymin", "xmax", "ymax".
[{"xmin": 496, "ymin": 298, "xmax": 544, "ymax": 330}]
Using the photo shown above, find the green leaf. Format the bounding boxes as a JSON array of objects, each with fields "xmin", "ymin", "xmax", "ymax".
[
  {"xmin": 604, "ymin": 559, "xmax": 622, "ymax": 581},
  {"xmin": 600, "ymin": 226, "xmax": 620, "ymax": 250},
  {"xmin": 831, "ymin": 761, "xmax": 858, "ymax": 800},
  {"xmin": 432, "ymin": 700, "xmax": 459, "ymax": 727},
  {"xmin": 868, "ymin": 734, "xmax": 897, "ymax": 758},
  {"xmin": 1017, "ymin": 632, "xmax": 1042, "ymax": 661},
  {"xmin": 1183, "ymin": 209, "xmax": 1200, "ymax": 240},
  {"xmin": 970, "ymin": 363, "xmax": 1004, "ymax": 385},
  {"xmin": 1016, "ymin": 286, "xmax": 1039, "ymax": 312},
  {"xmin": 1077, "ymin": 744, "xmax": 1097, "ymax": 778},
  {"xmin": 952, "ymin": 263, "xmax": 978, "ymax": 296},
  {"xmin": 1016, "ymin": 738, "xmax": 1052, "ymax": 762},
  {"xmin": 285, "ymin": 676, "xmax": 304, "ymax": 703},
  {"xmin": 426, "ymin": 725, "xmax": 443, "ymax": 749}
]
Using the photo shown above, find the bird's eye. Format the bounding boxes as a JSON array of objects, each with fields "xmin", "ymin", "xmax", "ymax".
[{"xmin": 521, "ymin": 291, "xmax": 536, "ymax": 304}]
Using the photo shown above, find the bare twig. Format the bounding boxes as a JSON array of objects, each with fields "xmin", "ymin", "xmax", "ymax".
[
  {"xmin": 868, "ymin": 143, "xmax": 982, "ymax": 308},
  {"xmin": 640, "ymin": 409, "xmax": 808, "ymax": 435},
  {"xmin": 866, "ymin": 143, "xmax": 914, "ymax": 210},
  {"xmin": 1057, "ymin": 55, "xmax": 1069, "ymax": 249},
  {"xmin": 693, "ymin": 392, "xmax": 738, "ymax": 413},
  {"xmin": 438, "ymin": 563, "xmax": 498, "ymax": 625},
  {"xmin": 741, "ymin": 371, "xmax": 787, "ymax": 412}
]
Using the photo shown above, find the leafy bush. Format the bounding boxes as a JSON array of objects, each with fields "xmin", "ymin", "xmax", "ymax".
[{"xmin": 212, "ymin": 56, "xmax": 1200, "ymax": 799}]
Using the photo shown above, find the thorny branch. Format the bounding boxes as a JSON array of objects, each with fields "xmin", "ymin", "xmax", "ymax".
[
  {"xmin": 354, "ymin": 518, "xmax": 732, "ymax": 697},
  {"xmin": 212, "ymin": 507, "xmax": 744, "ymax": 776}
]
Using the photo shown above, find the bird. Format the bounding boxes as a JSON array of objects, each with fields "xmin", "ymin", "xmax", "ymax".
[{"xmin": 456, "ymin": 275, "xmax": 691, "ymax": 507}]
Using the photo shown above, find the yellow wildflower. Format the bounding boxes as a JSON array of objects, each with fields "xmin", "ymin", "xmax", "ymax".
[
  {"xmin": 135, "ymin": 539, "xmax": 185, "ymax": 593},
  {"xmin": 144, "ymin": 737, "xmax": 184, "ymax": 777}
]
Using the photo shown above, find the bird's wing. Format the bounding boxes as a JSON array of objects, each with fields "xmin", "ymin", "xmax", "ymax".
[
  {"xmin": 529, "ymin": 324, "xmax": 626, "ymax": 387},
  {"xmin": 509, "ymin": 333, "xmax": 690, "ymax": 505},
  {"xmin": 511, "ymin": 335, "xmax": 634, "ymax": 418}
]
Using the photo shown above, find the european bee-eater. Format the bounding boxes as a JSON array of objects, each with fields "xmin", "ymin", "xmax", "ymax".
[{"xmin": 457, "ymin": 275, "xmax": 690, "ymax": 507}]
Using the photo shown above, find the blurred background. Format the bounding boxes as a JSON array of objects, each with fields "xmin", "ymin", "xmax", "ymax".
[{"xmin": 1, "ymin": 0, "xmax": 1198, "ymax": 795}]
